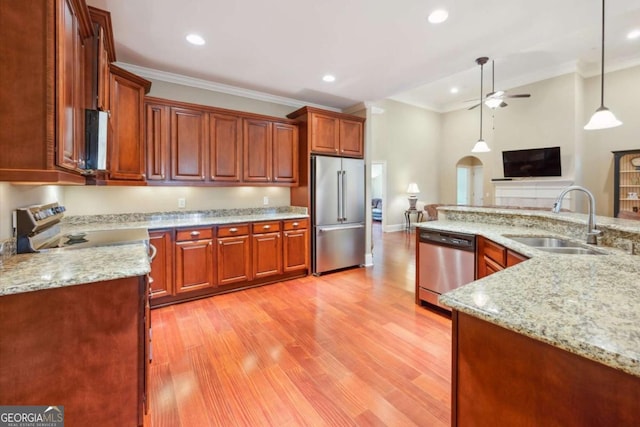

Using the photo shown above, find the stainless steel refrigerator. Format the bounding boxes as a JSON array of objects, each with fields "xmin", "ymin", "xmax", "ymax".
[{"xmin": 311, "ymin": 155, "xmax": 365, "ymax": 274}]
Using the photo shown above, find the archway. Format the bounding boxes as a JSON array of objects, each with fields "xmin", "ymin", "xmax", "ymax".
[{"xmin": 456, "ymin": 156, "xmax": 484, "ymax": 206}]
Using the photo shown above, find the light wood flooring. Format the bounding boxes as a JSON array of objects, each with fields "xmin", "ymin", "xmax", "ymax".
[{"xmin": 149, "ymin": 224, "xmax": 452, "ymax": 426}]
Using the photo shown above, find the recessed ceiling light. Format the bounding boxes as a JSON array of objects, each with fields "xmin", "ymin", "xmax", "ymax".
[
  {"xmin": 186, "ymin": 34, "xmax": 205, "ymax": 46},
  {"xmin": 322, "ymin": 74, "xmax": 336, "ymax": 83},
  {"xmin": 450, "ymin": 87, "xmax": 459, "ymax": 94},
  {"xmin": 428, "ymin": 9, "xmax": 449, "ymax": 24},
  {"xmin": 627, "ymin": 29, "xmax": 640, "ymax": 40}
]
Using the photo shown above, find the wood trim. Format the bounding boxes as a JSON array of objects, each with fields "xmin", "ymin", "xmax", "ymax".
[
  {"xmin": 144, "ymin": 96, "xmax": 298, "ymax": 124},
  {"xmin": 0, "ymin": 169, "xmax": 86, "ymax": 185},
  {"xmin": 111, "ymin": 64, "xmax": 151, "ymax": 94},
  {"xmin": 87, "ymin": 6, "xmax": 116, "ymax": 61},
  {"xmin": 68, "ymin": 0, "xmax": 94, "ymax": 39},
  {"xmin": 286, "ymin": 105, "xmax": 366, "ymax": 123}
]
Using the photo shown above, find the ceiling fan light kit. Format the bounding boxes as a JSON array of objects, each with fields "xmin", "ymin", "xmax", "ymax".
[
  {"xmin": 584, "ymin": 0, "xmax": 622, "ymax": 130},
  {"xmin": 471, "ymin": 57, "xmax": 491, "ymax": 153}
]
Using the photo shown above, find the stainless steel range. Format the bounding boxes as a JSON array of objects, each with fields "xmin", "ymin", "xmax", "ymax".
[{"xmin": 16, "ymin": 202, "xmax": 148, "ymax": 253}]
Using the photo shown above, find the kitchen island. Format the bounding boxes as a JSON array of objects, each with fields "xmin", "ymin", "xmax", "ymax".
[{"xmin": 416, "ymin": 206, "xmax": 640, "ymax": 426}]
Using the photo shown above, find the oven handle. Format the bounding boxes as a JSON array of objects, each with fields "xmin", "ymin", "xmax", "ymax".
[{"xmin": 149, "ymin": 244, "xmax": 157, "ymax": 262}]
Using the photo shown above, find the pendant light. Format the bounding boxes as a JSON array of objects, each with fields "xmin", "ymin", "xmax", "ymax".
[
  {"xmin": 472, "ymin": 57, "xmax": 491, "ymax": 153},
  {"xmin": 584, "ymin": 0, "xmax": 622, "ymax": 130}
]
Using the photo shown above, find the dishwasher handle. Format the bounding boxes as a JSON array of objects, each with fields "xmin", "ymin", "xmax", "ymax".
[{"xmin": 419, "ymin": 231, "xmax": 475, "ymax": 251}]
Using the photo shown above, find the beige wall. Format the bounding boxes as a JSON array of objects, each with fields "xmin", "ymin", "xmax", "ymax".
[
  {"xmin": 371, "ymin": 99, "xmax": 441, "ymax": 231},
  {"xmin": 437, "ymin": 65, "xmax": 640, "ymax": 216},
  {"xmin": 147, "ymin": 79, "xmax": 296, "ymax": 118}
]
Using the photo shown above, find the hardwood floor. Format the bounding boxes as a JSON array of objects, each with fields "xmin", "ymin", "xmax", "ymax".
[{"xmin": 149, "ymin": 225, "xmax": 452, "ymax": 426}]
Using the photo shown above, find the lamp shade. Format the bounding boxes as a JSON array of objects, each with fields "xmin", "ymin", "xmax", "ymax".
[
  {"xmin": 471, "ymin": 139, "xmax": 491, "ymax": 153},
  {"xmin": 584, "ymin": 106, "xmax": 622, "ymax": 130},
  {"xmin": 406, "ymin": 182, "xmax": 420, "ymax": 194}
]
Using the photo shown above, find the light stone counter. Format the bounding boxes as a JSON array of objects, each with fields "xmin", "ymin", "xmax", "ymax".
[
  {"xmin": 0, "ymin": 243, "xmax": 150, "ymax": 296},
  {"xmin": 415, "ymin": 212, "xmax": 640, "ymax": 378}
]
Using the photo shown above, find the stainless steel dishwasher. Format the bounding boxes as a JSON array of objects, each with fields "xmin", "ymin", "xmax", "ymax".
[{"xmin": 417, "ymin": 230, "xmax": 476, "ymax": 311}]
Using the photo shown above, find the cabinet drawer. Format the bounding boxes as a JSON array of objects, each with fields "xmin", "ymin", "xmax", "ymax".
[
  {"xmin": 283, "ymin": 219, "xmax": 308, "ymax": 230},
  {"xmin": 176, "ymin": 227, "xmax": 213, "ymax": 241},
  {"xmin": 483, "ymin": 238, "xmax": 506, "ymax": 266},
  {"xmin": 252, "ymin": 221, "xmax": 281, "ymax": 233},
  {"xmin": 218, "ymin": 224, "xmax": 249, "ymax": 237}
]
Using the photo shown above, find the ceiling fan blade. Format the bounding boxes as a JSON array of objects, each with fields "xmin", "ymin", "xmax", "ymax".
[
  {"xmin": 500, "ymin": 101, "xmax": 508, "ymax": 108},
  {"xmin": 468, "ymin": 103, "xmax": 481, "ymax": 110},
  {"xmin": 504, "ymin": 94, "xmax": 531, "ymax": 98}
]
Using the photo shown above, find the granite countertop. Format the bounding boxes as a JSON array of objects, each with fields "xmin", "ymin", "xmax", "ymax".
[
  {"xmin": 415, "ymin": 219, "xmax": 640, "ymax": 378},
  {"xmin": 0, "ymin": 207, "xmax": 308, "ymax": 297},
  {"xmin": 0, "ymin": 243, "xmax": 150, "ymax": 297}
]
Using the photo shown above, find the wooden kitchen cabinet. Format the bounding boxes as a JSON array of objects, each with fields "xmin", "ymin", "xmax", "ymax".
[
  {"xmin": 170, "ymin": 106, "xmax": 208, "ymax": 181},
  {"xmin": 0, "ymin": 0, "xmax": 92, "ymax": 184},
  {"xmin": 149, "ymin": 229, "xmax": 174, "ymax": 299},
  {"xmin": 209, "ymin": 112, "xmax": 242, "ymax": 182},
  {"xmin": 252, "ymin": 221, "xmax": 282, "ymax": 279},
  {"xmin": 287, "ymin": 106, "xmax": 365, "ymax": 158},
  {"xmin": 477, "ymin": 236, "xmax": 527, "ymax": 279},
  {"xmin": 272, "ymin": 122, "xmax": 299, "ymax": 183},
  {"xmin": 175, "ymin": 227, "xmax": 216, "ymax": 293},
  {"xmin": 243, "ymin": 119, "xmax": 272, "ymax": 182},
  {"xmin": 86, "ymin": 6, "xmax": 115, "ymax": 112},
  {"xmin": 105, "ymin": 65, "xmax": 151, "ymax": 182},
  {"xmin": 0, "ymin": 276, "xmax": 148, "ymax": 427},
  {"xmin": 283, "ymin": 219, "xmax": 309, "ymax": 272},
  {"xmin": 217, "ymin": 224, "xmax": 251, "ymax": 286},
  {"xmin": 145, "ymin": 102, "xmax": 169, "ymax": 181}
]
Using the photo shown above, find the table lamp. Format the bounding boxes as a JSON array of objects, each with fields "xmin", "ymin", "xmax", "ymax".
[{"xmin": 407, "ymin": 183, "xmax": 420, "ymax": 210}]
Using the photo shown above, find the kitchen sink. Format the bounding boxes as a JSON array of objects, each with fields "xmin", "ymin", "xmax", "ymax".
[{"xmin": 505, "ymin": 235, "xmax": 606, "ymax": 255}]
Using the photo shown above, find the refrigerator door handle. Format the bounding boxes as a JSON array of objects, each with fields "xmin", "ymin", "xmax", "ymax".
[
  {"xmin": 336, "ymin": 170, "xmax": 342, "ymax": 221},
  {"xmin": 341, "ymin": 170, "xmax": 347, "ymax": 222},
  {"xmin": 318, "ymin": 224, "xmax": 364, "ymax": 232}
]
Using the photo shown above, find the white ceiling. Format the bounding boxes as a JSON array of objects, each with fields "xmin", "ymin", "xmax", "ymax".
[{"xmin": 87, "ymin": 0, "xmax": 640, "ymax": 112}]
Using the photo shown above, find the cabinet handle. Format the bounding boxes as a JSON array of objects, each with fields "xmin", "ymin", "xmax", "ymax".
[
  {"xmin": 160, "ymin": 174, "xmax": 165, "ymax": 179},
  {"xmin": 190, "ymin": 231, "xmax": 200, "ymax": 237},
  {"xmin": 263, "ymin": 225, "xmax": 271, "ymax": 230},
  {"xmin": 219, "ymin": 241, "xmax": 223, "ymax": 245},
  {"xmin": 293, "ymin": 222, "xmax": 299, "ymax": 227},
  {"xmin": 230, "ymin": 228, "xmax": 238, "ymax": 233}
]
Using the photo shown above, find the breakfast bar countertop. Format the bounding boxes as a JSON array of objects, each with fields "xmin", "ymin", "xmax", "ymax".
[{"xmin": 415, "ymin": 218, "xmax": 640, "ymax": 378}]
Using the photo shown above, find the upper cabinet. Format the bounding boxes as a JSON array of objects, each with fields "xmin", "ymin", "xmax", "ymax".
[
  {"xmin": 144, "ymin": 97, "xmax": 299, "ymax": 186},
  {"xmin": 287, "ymin": 106, "xmax": 365, "ymax": 159},
  {"xmin": 0, "ymin": 0, "xmax": 93, "ymax": 184}
]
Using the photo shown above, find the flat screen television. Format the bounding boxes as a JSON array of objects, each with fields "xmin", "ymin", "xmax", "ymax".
[{"xmin": 502, "ymin": 146, "xmax": 562, "ymax": 178}]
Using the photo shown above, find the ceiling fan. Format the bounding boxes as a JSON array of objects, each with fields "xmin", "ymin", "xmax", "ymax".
[{"xmin": 468, "ymin": 57, "xmax": 531, "ymax": 110}]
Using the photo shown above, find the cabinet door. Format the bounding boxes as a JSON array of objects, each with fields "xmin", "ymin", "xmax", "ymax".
[
  {"xmin": 170, "ymin": 107, "xmax": 207, "ymax": 181},
  {"xmin": 506, "ymin": 250, "xmax": 528, "ymax": 267},
  {"xmin": 96, "ymin": 26, "xmax": 110, "ymax": 111},
  {"xmin": 243, "ymin": 119, "xmax": 272, "ymax": 182},
  {"xmin": 209, "ymin": 113, "xmax": 242, "ymax": 182},
  {"xmin": 145, "ymin": 103, "xmax": 169, "ymax": 181},
  {"xmin": 175, "ymin": 239, "xmax": 215, "ymax": 293},
  {"xmin": 272, "ymin": 122, "xmax": 298, "ymax": 183},
  {"xmin": 283, "ymin": 228, "xmax": 308, "ymax": 272},
  {"xmin": 149, "ymin": 230, "xmax": 174, "ymax": 298},
  {"xmin": 108, "ymin": 70, "xmax": 146, "ymax": 180},
  {"xmin": 217, "ymin": 236, "xmax": 251, "ymax": 285},
  {"xmin": 339, "ymin": 118, "xmax": 364, "ymax": 157},
  {"xmin": 310, "ymin": 113, "xmax": 339, "ymax": 155},
  {"xmin": 57, "ymin": 0, "xmax": 85, "ymax": 171},
  {"xmin": 252, "ymin": 232, "xmax": 282, "ymax": 279}
]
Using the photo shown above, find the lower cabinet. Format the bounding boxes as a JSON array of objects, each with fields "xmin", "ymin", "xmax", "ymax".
[
  {"xmin": 477, "ymin": 236, "xmax": 528, "ymax": 279},
  {"xmin": 283, "ymin": 219, "xmax": 309, "ymax": 272},
  {"xmin": 217, "ymin": 224, "xmax": 251, "ymax": 286},
  {"xmin": 150, "ymin": 219, "xmax": 309, "ymax": 308},
  {"xmin": 252, "ymin": 221, "xmax": 282, "ymax": 279},
  {"xmin": 175, "ymin": 227, "xmax": 216, "ymax": 293}
]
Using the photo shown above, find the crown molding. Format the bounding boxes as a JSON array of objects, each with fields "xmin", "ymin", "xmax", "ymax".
[{"xmin": 116, "ymin": 62, "xmax": 340, "ymax": 112}]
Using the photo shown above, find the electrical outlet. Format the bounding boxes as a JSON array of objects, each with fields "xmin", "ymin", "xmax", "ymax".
[
  {"xmin": 263, "ymin": 196, "xmax": 269, "ymax": 205},
  {"xmin": 178, "ymin": 198, "xmax": 186, "ymax": 209}
]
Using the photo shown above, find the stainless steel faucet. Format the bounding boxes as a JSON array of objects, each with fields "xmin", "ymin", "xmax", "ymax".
[{"xmin": 552, "ymin": 185, "xmax": 601, "ymax": 245}]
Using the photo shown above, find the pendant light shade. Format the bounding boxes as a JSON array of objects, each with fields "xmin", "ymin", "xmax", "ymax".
[
  {"xmin": 584, "ymin": 0, "xmax": 622, "ymax": 130},
  {"xmin": 472, "ymin": 57, "xmax": 491, "ymax": 153}
]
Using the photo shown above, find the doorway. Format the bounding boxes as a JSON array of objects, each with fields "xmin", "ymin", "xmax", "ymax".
[
  {"xmin": 456, "ymin": 156, "xmax": 484, "ymax": 206},
  {"xmin": 371, "ymin": 161, "xmax": 386, "ymax": 227}
]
